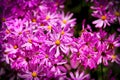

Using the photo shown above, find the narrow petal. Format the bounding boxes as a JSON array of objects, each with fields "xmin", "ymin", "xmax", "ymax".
[{"xmin": 55, "ymin": 46, "xmax": 60, "ymax": 58}]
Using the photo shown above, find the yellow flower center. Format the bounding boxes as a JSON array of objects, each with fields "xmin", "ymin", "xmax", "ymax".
[
  {"xmin": 2, "ymin": 17, "xmax": 6, "ymax": 22},
  {"xmin": 87, "ymin": 54, "xmax": 91, "ymax": 59},
  {"xmin": 18, "ymin": 32, "xmax": 22, "ymax": 35},
  {"xmin": 111, "ymin": 55, "xmax": 117, "ymax": 60},
  {"xmin": 61, "ymin": 30, "xmax": 65, "ymax": 35},
  {"xmin": 47, "ymin": 25, "xmax": 52, "ymax": 30},
  {"xmin": 13, "ymin": 45, "xmax": 18, "ymax": 49},
  {"xmin": 35, "ymin": 52, "xmax": 39, "ymax": 55},
  {"xmin": 62, "ymin": 19, "xmax": 67, "ymax": 24},
  {"xmin": 31, "ymin": 18, "xmax": 36, "ymax": 22},
  {"xmin": 77, "ymin": 52, "xmax": 81, "ymax": 56},
  {"xmin": 101, "ymin": 15, "xmax": 107, "ymax": 20},
  {"xmin": 40, "ymin": 23, "xmax": 44, "ymax": 26},
  {"xmin": 46, "ymin": 15, "xmax": 50, "ymax": 20},
  {"xmin": 6, "ymin": 29, "xmax": 10, "ymax": 34},
  {"xmin": 45, "ymin": 54, "xmax": 49, "ymax": 58},
  {"xmin": 32, "ymin": 72, "xmax": 37, "ymax": 77},
  {"xmin": 115, "ymin": 11, "xmax": 120, "ymax": 17},
  {"xmin": 55, "ymin": 40, "xmax": 60, "ymax": 46},
  {"xmin": 28, "ymin": 39, "xmax": 32, "ymax": 43}
]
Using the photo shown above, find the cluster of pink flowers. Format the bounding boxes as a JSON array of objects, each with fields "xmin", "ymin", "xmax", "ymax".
[
  {"xmin": 0, "ymin": 0, "xmax": 120, "ymax": 80},
  {"xmin": 91, "ymin": 0, "xmax": 120, "ymax": 28}
]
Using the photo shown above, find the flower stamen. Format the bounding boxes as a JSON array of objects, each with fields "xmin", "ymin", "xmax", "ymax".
[
  {"xmin": 61, "ymin": 30, "xmax": 65, "ymax": 35},
  {"xmin": 2, "ymin": 17, "xmax": 6, "ymax": 22},
  {"xmin": 28, "ymin": 39, "xmax": 32, "ymax": 43},
  {"xmin": 45, "ymin": 54, "xmax": 49, "ymax": 58},
  {"xmin": 111, "ymin": 54, "xmax": 117, "ymax": 60},
  {"xmin": 46, "ymin": 15, "xmax": 50, "ymax": 20},
  {"xmin": 55, "ymin": 40, "xmax": 60, "ymax": 46},
  {"xmin": 31, "ymin": 18, "xmax": 36, "ymax": 22},
  {"xmin": 13, "ymin": 45, "xmax": 18, "ymax": 49},
  {"xmin": 101, "ymin": 15, "xmax": 107, "ymax": 20},
  {"xmin": 47, "ymin": 25, "xmax": 52, "ymax": 30},
  {"xmin": 63, "ymin": 19, "xmax": 67, "ymax": 24},
  {"xmin": 115, "ymin": 11, "xmax": 120, "ymax": 17},
  {"xmin": 32, "ymin": 71, "xmax": 37, "ymax": 77},
  {"xmin": 6, "ymin": 29, "xmax": 10, "ymax": 34}
]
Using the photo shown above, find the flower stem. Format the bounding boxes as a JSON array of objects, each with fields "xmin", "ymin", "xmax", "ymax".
[{"xmin": 101, "ymin": 59, "xmax": 104, "ymax": 80}]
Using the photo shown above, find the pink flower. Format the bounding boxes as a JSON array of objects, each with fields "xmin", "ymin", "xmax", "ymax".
[
  {"xmin": 59, "ymin": 12, "xmax": 76, "ymax": 28},
  {"xmin": 92, "ymin": 11, "xmax": 115, "ymax": 28},
  {"xmin": 11, "ymin": 57, "xmax": 28, "ymax": 71},
  {"xmin": 113, "ymin": 8, "xmax": 120, "ymax": 24},
  {"xmin": 46, "ymin": 33, "xmax": 69, "ymax": 58},
  {"xmin": 106, "ymin": 33, "xmax": 120, "ymax": 50},
  {"xmin": 91, "ymin": 0, "xmax": 111, "ymax": 12},
  {"xmin": 110, "ymin": 54, "xmax": 120, "ymax": 65},
  {"xmin": 3, "ymin": 37, "xmax": 23, "ymax": 64},
  {"xmin": 69, "ymin": 70, "xmax": 90, "ymax": 80},
  {"xmin": 17, "ymin": 0, "xmax": 40, "ymax": 8},
  {"xmin": 97, "ymin": 43, "xmax": 111, "ymax": 66},
  {"xmin": 18, "ymin": 63, "xmax": 46, "ymax": 80},
  {"xmin": 38, "ymin": 48, "xmax": 54, "ymax": 66}
]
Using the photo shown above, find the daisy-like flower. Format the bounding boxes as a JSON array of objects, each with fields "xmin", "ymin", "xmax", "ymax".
[
  {"xmin": 92, "ymin": 11, "xmax": 115, "ymax": 28},
  {"xmin": 91, "ymin": 0, "xmax": 112, "ymax": 12},
  {"xmin": 38, "ymin": 48, "xmax": 54, "ymax": 66},
  {"xmin": 110, "ymin": 54, "xmax": 120, "ymax": 65},
  {"xmin": 46, "ymin": 33, "xmax": 69, "ymax": 58},
  {"xmin": 18, "ymin": 63, "xmax": 46, "ymax": 80},
  {"xmin": 8, "ymin": 18, "xmax": 28, "ymax": 37},
  {"xmin": 53, "ymin": 0, "xmax": 65, "ymax": 9},
  {"xmin": 11, "ymin": 56, "xmax": 28, "ymax": 71},
  {"xmin": 113, "ymin": 8, "xmax": 120, "ymax": 24},
  {"xmin": 17, "ymin": 0, "xmax": 40, "ymax": 8},
  {"xmin": 59, "ymin": 12, "xmax": 76, "ymax": 28},
  {"xmin": 106, "ymin": 33, "xmax": 120, "ymax": 50},
  {"xmin": 21, "ymin": 32, "xmax": 40, "ymax": 50},
  {"xmin": 81, "ymin": 48, "xmax": 98, "ymax": 69},
  {"xmin": 2, "ymin": 37, "xmax": 23, "ymax": 64},
  {"xmin": 50, "ymin": 60, "xmax": 67, "ymax": 78},
  {"xmin": 97, "ymin": 43, "xmax": 112, "ymax": 66},
  {"xmin": 41, "ymin": 12, "xmax": 59, "ymax": 26},
  {"xmin": 69, "ymin": 70, "xmax": 90, "ymax": 80}
]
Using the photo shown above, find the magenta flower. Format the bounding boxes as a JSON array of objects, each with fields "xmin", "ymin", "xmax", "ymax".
[
  {"xmin": 53, "ymin": 0, "xmax": 65, "ymax": 9},
  {"xmin": 82, "ymin": 49, "xmax": 98, "ymax": 69},
  {"xmin": 106, "ymin": 33, "xmax": 120, "ymax": 50},
  {"xmin": 69, "ymin": 70, "xmax": 90, "ymax": 80},
  {"xmin": 91, "ymin": 0, "xmax": 112, "ymax": 12},
  {"xmin": 113, "ymin": 8, "xmax": 120, "ymax": 24},
  {"xmin": 97, "ymin": 43, "xmax": 111, "ymax": 66},
  {"xmin": 41, "ymin": 12, "xmax": 59, "ymax": 25},
  {"xmin": 110, "ymin": 54, "xmax": 120, "ymax": 65},
  {"xmin": 11, "ymin": 57, "xmax": 28, "ymax": 71},
  {"xmin": 59, "ymin": 12, "xmax": 76, "ymax": 28},
  {"xmin": 3, "ymin": 37, "xmax": 23, "ymax": 64},
  {"xmin": 0, "ymin": 0, "xmax": 120, "ymax": 80},
  {"xmin": 46, "ymin": 33, "xmax": 69, "ymax": 58},
  {"xmin": 92, "ymin": 11, "xmax": 115, "ymax": 28},
  {"xmin": 50, "ymin": 61, "xmax": 67, "ymax": 78},
  {"xmin": 17, "ymin": 0, "xmax": 40, "ymax": 8},
  {"xmin": 18, "ymin": 63, "xmax": 46, "ymax": 80},
  {"xmin": 38, "ymin": 48, "xmax": 54, "ymax": 66}
]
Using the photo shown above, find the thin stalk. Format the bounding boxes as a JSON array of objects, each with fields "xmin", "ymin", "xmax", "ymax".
[{"xmin": 101, "ymin": 58, "xmax": 104, "ymax": 80}]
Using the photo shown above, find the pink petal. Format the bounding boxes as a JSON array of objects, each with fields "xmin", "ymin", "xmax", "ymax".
[{"xmin": 55, "ymin": 46, "xmax": 60, "ymax": 58}]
